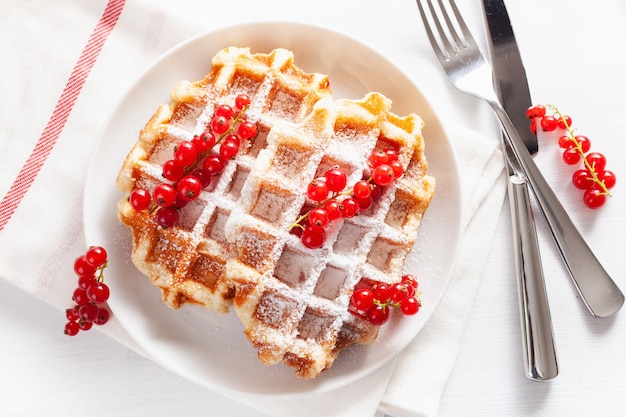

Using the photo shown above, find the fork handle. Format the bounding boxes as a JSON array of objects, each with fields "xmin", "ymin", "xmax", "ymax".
[
  {"xmin": 492, "ymin": 102, "xmax": 624, "ymax": 318},
  {"xmin": 507, "ymin": 173, "xmax": 558, "ymax": 380}
]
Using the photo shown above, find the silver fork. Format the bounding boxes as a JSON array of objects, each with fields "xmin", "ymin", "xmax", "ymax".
[{"xmin": 416, "ymin": 0, "xmax": 624, "ymax": 318}]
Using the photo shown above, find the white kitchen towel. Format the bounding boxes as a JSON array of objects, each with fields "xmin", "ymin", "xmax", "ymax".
[{"xmin": 0, "ymin": 1, "xmax": 506, "ymax": 416}]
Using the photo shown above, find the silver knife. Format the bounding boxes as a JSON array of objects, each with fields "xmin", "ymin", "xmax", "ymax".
[{"xmin": 481, "ymin": 0, "xmax": 558, "ymax": 381}]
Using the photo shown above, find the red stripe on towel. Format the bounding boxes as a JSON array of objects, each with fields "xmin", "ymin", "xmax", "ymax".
[{"xmin": 0, "ymin": 0, "xmax": 126, "ymax": 231}]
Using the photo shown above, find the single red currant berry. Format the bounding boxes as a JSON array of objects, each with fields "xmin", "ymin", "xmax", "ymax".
[
  {"xmin": 78, "ymin": 320, "xmax": 93, "ymax": 331},
  {"xmin": 390, "ymin": 282, "xmax": 415, "ymax": 303},
  {"xmin": 308, "ymin": 208, "xmax": 329, "ymax": 229},
  {"xmin": 367, "ymin": 305, "xmax": 390, "ymax": 325},
  {"xmin": 351, "ymin": 288, "xmax": 375, "ymax": 312},
  {"xmin": 599, "ymin": 170, "xmax": 616, "ymax": 190},
  {"xmin": 211, "ymin": 115, "xmax": 230, "ymax": 134},
  {"xmin": 78, "ymin": 303, "xmax": 98, "ymax": 322},
  {"xmin": 529, "ymin": 119, "xmax": 537, "ymax": 135},
  {"xmin": 585, "ymin": 152, "xmax": 607, "ymax": 172},
  {"xmin": 372, "ymin": 164, "xmax": 395, "ymax": 186},
  {"xmin": 370, "ymin": 183, "xmax": 383, "ymax": 200},
  {"xmin": 562, "ymin": 148, "xmax": 581, "ymax": 165},
  {"xmin": 575, "ymin": 135, "xmax": 591, "ymax": 153},
  {"xmin": 95, "ymin": 308, "xmax": 110, "ymax": 325},
  {"xmin": 400, "ymin": 296, "xmax": 421, "ymax": 315},
  {"xmin": 540, "ymin": 116, "xmax": 558, "ymax": 132},
  {"xmin": 219, "ymin": 138, "xmax": 240, "ymax": 160},
  {"xmin": 353, "ymin": 180, "xmax": 372, "ymax": 199},
  {"xmin": 66, "ymin": 306, "xmax": 80, "ymax": 322},
  {"xmin": 73, "ymin": 255, "xmax": 96, "ymax": 278},
  {"xmin": 372, "ymin": 283, "xmax": 391, "ymax": 303},
  {"xmin": 129, "ymin": 188, "xmax": 152, "ymax": 211},
  {"xmin": 583, "ymin": 187, "xmax": 606, "ymax": 209},
  {"xmin": 190, "ymin": 169, "xmax": 211, "ymax": 188},
  {"xmin": 85, "ymin": 246, "xmax": 107, "ymax": 268},
  {"xmin": 203, "ymin": 155, "xmax": 226, "ymax": 175},
  {"xmin": 301, "ymin": 226, "xmax": 326, "ymax": 249},
  {"xmin": 238, "ymin": 121, "xmax": 257, "ymax": 139},
  {"xmin": 72, "ymin": 288, "xmax": 90, "ymax": 306},
  {"xmin": 171, "ymin": 194, "xmax": 188, "ymax": 210},
  {"xmin": 153, "ymin": 183, "xmax": 177, "ymax": 207},
  {"xmin": 323, "ymin": 199, "xmax": 342, "ymax": 221},
  {"xmin": 235, "ymin": 94, "xmax": 251, "ymax": 110},
  {"xmin": 174, "ymin": 141, "xmax": 198, "ymax": 167},
  {"xmin": 525, "ymin": 104, "xmax": 546, "ymax": 119},
  {"xmin": 155, "ymin": 206, "xmax": 179, "ymax": 228},
  {"xmin": 177, "ymin": 175, "xmax": 203, "ymax": 201},
  {"xmin": 389, "ymin": 160, "xmax": 404, "ymax": 179},
  {"xmin": 64, "ymin": 321, "xmax": 80, "ymax": 336},
  {"xmin": 385, "ymin": 149, "xmax": 399, "ymax": 162},
  {"xmin": 402, "ymin": 274, "xmax": 419, "ymax": 289},
  {"xmin": 324, "ymin": 168, "xmax": 347, "ymax": 193},
  {"xmin": 86, "ymin": 282, "xmax": 110, "ymax": 304},
  {"xmin": 558, "ymin": 135, "xmax": 572, "ymax": 149},
  {"xmin": 198, "ymin": 130, "xmax": 217, "ymax": 149},
  {"xmin": 557, "ymin": 115, "xmax": 572, "ymax": 129},
  {"xmin": 307, "ymin": 178, "xmax": 329, "ymax": 201},
  {"xmin": 78, "ymin": 275, "xmax": 97, "ymax": 290},
  {"xmin": 339, "ymin": 197, "xmax": 359, "ymax": 218},
  {"xmin": 355, "ymin": 195, "xmax": 373, "ymax": 210},
  {"xmin": 215, "ymin": 104, "xmax": 234, "ymax": 120},
  {"xmin": 369, "ymin": 150, "xmax": 389, "ymax": 168},
  {"xmin": 162, "ymin": 159, "xmax": 185, "ymax": 182},
  {"xmin": 191, "ymin": 134, "xmax": 209, "ymax": 153},
  {"xmin": 572, "ymin": 169, "xmax": 594, "ymax": 190}
]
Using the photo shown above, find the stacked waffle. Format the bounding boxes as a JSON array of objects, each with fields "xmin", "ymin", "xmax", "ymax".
[{"xmin": 116, "ymin": 46, "xmax": 435, "ymax": 379}]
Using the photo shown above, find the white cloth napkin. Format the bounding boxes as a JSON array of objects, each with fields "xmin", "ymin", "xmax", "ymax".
[{"xmin": 0, "ymin": 1, "xmax": 506, "ymax": 416}]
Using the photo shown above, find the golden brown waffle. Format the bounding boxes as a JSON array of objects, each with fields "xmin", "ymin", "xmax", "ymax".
[
  {"xmin": 116, "ymin": 47, "xmax": 332, "ymax": 313},
  {"xmin": 225, "ymin": 92, "xmax": 435, "ymax": 378}
]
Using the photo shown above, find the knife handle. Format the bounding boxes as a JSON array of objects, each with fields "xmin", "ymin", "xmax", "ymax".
[
  {"xmin": 493, "ymin": 103, "xmax": 625, "ymax": 318},
  {"xmin": 508, "ymin": 174, "xmax": 558, "ymax": 381}
]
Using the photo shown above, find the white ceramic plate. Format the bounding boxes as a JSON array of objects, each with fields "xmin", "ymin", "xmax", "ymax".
[{"xmin": 83, "ymin": 21, "xmax": 462, "ymax": 397}]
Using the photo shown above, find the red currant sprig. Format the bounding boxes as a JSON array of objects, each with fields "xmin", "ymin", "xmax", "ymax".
[
  {"xmin": 289, "ymin": 148, "xmax": 404, "ymax": 249},
  {"xmin": 349, "ymin": 274, "xmax": 421, "ymax": 325},
  {"xmin": 526, "ymin": 104, "xmax": 615, "ymax": 209},
  {"xmin": 128, "ymin": 94, "xmax": 258, "ymax": 227},
  {"xmin": 64, "ymin": 246, "xmax": 111, "ymax": 336}
]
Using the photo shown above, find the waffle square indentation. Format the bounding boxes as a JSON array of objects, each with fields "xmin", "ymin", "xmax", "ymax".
[
  {"xmin": 274, "ymin": 248, "xmax": 315, "ymax": 288},
  {"xmin": 313, "ymin": 265, "xmax": 346, "ymax": 300},
  {"xmin": 333, "ymin": 221, "xmax": 368, "ymax": 255},
  {"xmin": 250, "ymin": 184, "xmax": 295, "ymax": 224},
  {"xmin": 255, "ymin": 291, "xmax": 298, "ymax": 331},
  {"xmin": 297, "ymin": 308, "xmax": 335, "ymax": 342}
]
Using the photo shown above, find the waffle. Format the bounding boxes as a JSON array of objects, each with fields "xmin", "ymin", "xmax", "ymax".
[
  {"xmin": 116, "ymin": 47, "xmax": 332, "ymax": 313},
  {"xmin": 116, "ymin": 46, "xmax": 435, "ymax": 379},
  {"xmin": 225, "ymin": 92, "xmax": 435, "ymax": 378}
]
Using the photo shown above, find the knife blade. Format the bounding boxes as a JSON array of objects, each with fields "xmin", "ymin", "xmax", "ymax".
[{"xmin": 481, "ymin": 0, "xmax": 559, "ymax": 381}]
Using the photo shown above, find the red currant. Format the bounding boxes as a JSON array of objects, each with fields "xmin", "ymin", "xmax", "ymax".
[
  {"xmin": 211, "ymin": 115, "xmax": 230, "ymax": 134},
  {"xmin": 367, "ymin": 305, "xmax": 390, "ymax": 325},
  {"xmin": 235, "ymin": 94, "xmax": 251, "ymax": 110},
  {"xmin": 353, "ymin": 180, "xmax": 372, "ymax": 199},
  {"xmin": 203, "ymin": 155, "xmax": 226, "ymax": 175},
  {"xmin": 324, "ymin": 168, "xmax": 347, "ymax": 193},
  {"xmin": 351, "ymin": 288, "xmax": 375, "ymax": 312},
  {"xmin": 369, "ymin": 150, "xmax": 389, "ymax": 167},
  {"xmin": 192, "ymin": 132, "xmax": 214, "ymax": 152},
  {"xmin": 355, "ymin": 195, "xmax": 373, "ymax": 210},
  {"xmin": 558, "ymin": 135, "xmax": 572, "ymax": 149},
  {"xmin": 575, "ymin": 135, "xmax": 591, "ymax": 153},
  {"xmin": 307, "ymin": 178, "xmax": 329, "ymax": 201},
  {"xmin": 162, "ymin": 159, "xmax": 185, "ymax": 182},
  {"xmin": 153, "ymin": 183, "xmax": 177, "ymax": 207},
  {"xmin": 73, "ymin": 288, "xmax": 90, "ymax": 305},
  {"xmin": 557, "ymin": 114, "xmax": 572, "ymax": 129},
  {"xmin": 129, "ymin": 188, "xmax": 152, "ymax": 211},
  {"xmin": 86, "ymin": 282, "xmax": 110, "ymax": 304},
  {"xmin": 400, "ymin": 296, "xmax": 420, "ymax": 315},
  {"xmin": 540, "ymin": 116, "xmax": 558, "ymax": 132},
  {"xmin": 177, "ymin": 175, "xmax": 203, "ymax": 201},
  {"xmin": 599, "ymin": 170, "xmax": 616, "ymax": 189},
  {"xmin": 66, "ymin": 307, "xmax": 80, "ymax": 322},
  {"xmin": 174, "ymin": 141, "xmax": 198, "ymax": 167},
  {"xmin": 64, "ymin": 321, "xmax": 80, "ymax": 336},
  {"xmin": 389, "ymin": 160, "xmax": 404, "ymax": 178},
  {"xmin": 219, "ymin": 137, "xmax": 240, "ymax": 160},
  {"xmin": 572, "ymin": 169, "xmax": 594, "ymax": 190},
  {"xmin": 78, "ymin": 320, "xmax": 93, "ymax": 331},
  {"xmin": 301, "ymin": 226, "xmax": 326, "ymax": 249},
  {"xmin": 338, "ymin": 197, "xmax": 359, "ymax": 218},
  {"xmin": 385, "ymin": 149, "xmax": 399, "ymax": 162},
  {"xmin": 155, "ymin": 206, "xmax": 179, "ymax": 228},
  {"xmin": 78, "ymin": 303, "xmax": 98, "ymax": 322},
  {"xmin": 525, "ymin": 104, "xmax": 546, "ymax": 119},
  {"xmin": 215, "ymin": 104, "xmax": 233, "ymax": 120},
  {"xmin": 562, "ymin": 148, "xmax": 581, "ymax": 165},
  {"xmin": 73, "ymin": 255, "xmax": 96, "ymax": 278},
  {"xmin": 370, "ymin": 183, "xmax": 383, "ymax": 200},
  {"xmin": 390, "ymin": 282, "xmax": 415, "ymax": 303},
  {"xmin": 323, "ymin": 200, "xmax": 342, "ymax": 221},
  {"xmin": 77, "ymin": 275, "xmax": 96, "ymax": 291},
  {"xmin": 308, "ymin": 208, "xmax": 329, "ymax": 229},
  {"xmin": 190, "ymin": 169, "xmax": 211, "ymax": 188},
  {"xmin": 372, "ymin": 283, "xmax": 391, "ymax": 303},
  {"xmin": 85, "ymin": 246, "xmax": 107, "ymax": 268},
  {"xmin": 238, "ymin": 121, "xmax": 257, "ymax": 139},
  {"xmin": 95, "ymin": 308, "xmax": 110, "ymax": 325},
  {"xmin": 372, "ymin": 164, "xmax": 395, "ymax": 186},
  {"xmin": 401, "ymin": 274, "xmax": 419, "ymax": 289},
  {"xmin": 583, "ymin": 187, "xmax": 606, "ymax": 209},
  {"xmin": 585, "ymin": 152, "xmax": 607, "ymax": 172}
]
